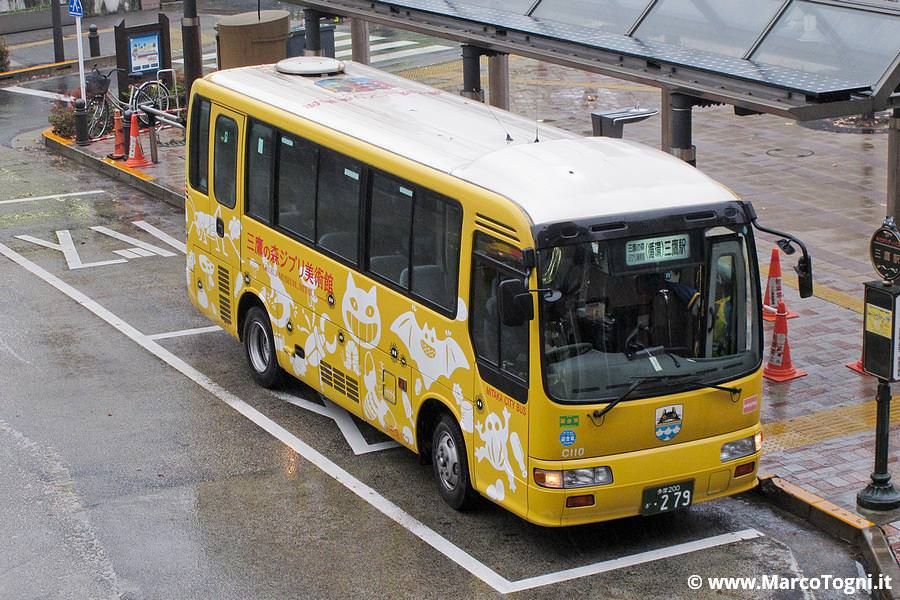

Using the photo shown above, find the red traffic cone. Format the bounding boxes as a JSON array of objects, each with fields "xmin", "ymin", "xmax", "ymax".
[
  {"xmin": 763, "ymin": 247, "xmax": 798, "ymax": 322},
  {"xmin": 107, "ymin": 109, "xmax": 126, "ymax": 160},
  {"xmin": 763, "ymin": 301, "xmax": 807, "ymax": 382},
  {"xmin": 125, "ymin": 112, "xmax": 151, "ymax": 168}
]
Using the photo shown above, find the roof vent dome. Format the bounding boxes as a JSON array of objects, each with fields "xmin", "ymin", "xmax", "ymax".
[{"xmin": 275, "ymin": 56, "xmax": 345, "ymax": 76}]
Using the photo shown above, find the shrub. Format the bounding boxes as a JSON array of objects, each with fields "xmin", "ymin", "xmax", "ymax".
[
  {"xmin": 49, "ymin": 99, "xmax": 77, "ymax": 138},
  {"xmin": 0, "ymin": 37, "xmax": 10, "ymax": 73}
]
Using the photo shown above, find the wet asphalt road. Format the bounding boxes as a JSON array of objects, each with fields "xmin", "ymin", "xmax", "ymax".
[{"xmin": 0, "ymin": 103, "xmax": 877, "ymax": 599}]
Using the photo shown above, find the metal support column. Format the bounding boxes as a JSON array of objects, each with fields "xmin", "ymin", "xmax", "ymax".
[
  {"xmin": 660, "ymin": 89, "xmax": 672, "ymax": 153},
  {"xmin": 857, "ymin": 379, "xmax": 900, "ymax": 510},
  {"xmin": 181, "ymin": 0, "xmax": 203, "ymax": 100},
  {"xmin": 51, "ymin": 0, "xmax": 65, "ymax": 62},
  {"xmin": 350, "ymin": 17, "xmax": 370, "ymax": 64},
  {"xmin": 304, "ymin": 10, "xmax": 322, "ymax": 57},
  {"xmin": 461, "ymin": 45, "xmax": 484, "ymax": 102},
  {"xmin": 669, "ymin": 93, "xmax": 696, "ymax": 166},
  {"xmin": 889, "ymin": 108, "xmax": 900, "ymax": 223},
  {"xmin": 487, "ymin": 52, "xmax": 509, "ymax": 110}
]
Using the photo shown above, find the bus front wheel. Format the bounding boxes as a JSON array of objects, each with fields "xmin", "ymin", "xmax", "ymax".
[
  {"xmin": 243, "ymin": 306, "xmax": 282, "ymax": 388},
  {"xmin": 432, "ymin": 413, "xmax": 477, "ymax": 511}
]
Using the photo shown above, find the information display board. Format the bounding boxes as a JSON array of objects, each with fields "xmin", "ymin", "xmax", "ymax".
[
  {"xmin": 113, "ymin": 15, "xmax": 172, "ymax": 94},
  {"xmin": 863, "ymin": 281, "xmax": 900, "ymax": 382}
]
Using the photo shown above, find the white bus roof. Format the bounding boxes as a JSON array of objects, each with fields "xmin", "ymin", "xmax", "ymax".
[{"xmin": 207, "ymin": 59, "xmax": 737, "ymax": 227}]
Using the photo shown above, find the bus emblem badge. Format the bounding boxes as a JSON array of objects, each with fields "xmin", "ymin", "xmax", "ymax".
[
  {"xmin": 655, "ymin": 405, "xmax": 683, "ymax": 441},
  {"xmin": 559, "ymin": 430, "xmax": 576, "ymax": 447}
]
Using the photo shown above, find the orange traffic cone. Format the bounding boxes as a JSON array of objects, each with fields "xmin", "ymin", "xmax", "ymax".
[
  {"xmin": 107, "ymin": 110, "xmax": 126, "ymax": 160},
  {"xmin": 763, "ymin": 247, "xmax": 798, "ymax": 322},
  {"xmin": 846, "ymin": 357, "xmax": 870, "ymax": 376},
  {"xmin": 125, "ymin": 112, "xmax": 151, "ymax": 168},
  {"xmin": 763, "ymin": 300, "xmax": 807, "ymax": 382}
]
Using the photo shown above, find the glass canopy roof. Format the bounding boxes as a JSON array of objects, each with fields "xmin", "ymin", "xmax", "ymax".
[{"xmin": 379, "ymin": 0, "xmax": 900, "ymax": 97}]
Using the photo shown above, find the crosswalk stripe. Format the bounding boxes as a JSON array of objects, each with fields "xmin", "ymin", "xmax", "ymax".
[
  {"xmin": 335, "ymin": 40, "xmax": 418, "ymax": 58},
  {"xmin": 371, "ymin": 44, "xmax": 455, "ymax": 64},
  {"xmin": 334, "ymin": 35, "xmax": 385, "ymax": 48}
]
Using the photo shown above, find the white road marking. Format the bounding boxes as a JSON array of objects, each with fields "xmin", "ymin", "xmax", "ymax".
[
  {"xmin": 371, "ymin": 45, "xmax": 455, "ymax": 64},
  {"xmin": 274, "ymin": 391, "xmax": 401, "ymax": 455},
  {"xmin": 334, "ymin": 34, "xmax": 385, "ymax": 48},
  {"xmin": 0, "ymin": 241, "xmax": 767, "ymax": 594},
  {"xmin": 172, "ymin": 52, "xmax": 217, "ymax": 65},
  {"xmin": 2, "ymin": 85, "xmax": 74, "ymax": 102},
  {"xmin": 132, "ymin": 220, "xmax": 187, "ymax": 254},
  {"xmin": 113, "ymin": 249, "xmax": 140, "ymax": 259},
  {"xmin": 0, "ymin": 190, "xmax": 105, "ymax": 206},
  {"xmin": 148, "ymin": 325, "xmax": 222, "ymax": 340},
  {"xmin": 90, "ymin": 225, "xmax": 177, "ymax": 257},
  {"xmin": 15, "ymin": 231, "xmax": 127, "ymax": 270},
  {"xmin": 335, "ymin": 40, "xmax": 415, "ymax": 58}
]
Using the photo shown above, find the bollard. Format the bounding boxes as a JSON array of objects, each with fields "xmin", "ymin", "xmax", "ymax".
[
  {"xmin": 88, "ymin": 24, "xmax": 100, "ymax": 58},
  {"xmin": 121, "ymin": 109, "xmax": 132, "ymax": 159},
  {"xmin": 146, "ymin": 111, "xmax": 159, "ymax": 164},
  {"xmin": 74, "ymin": 99, "xmax": 90, "ymax": 146}
]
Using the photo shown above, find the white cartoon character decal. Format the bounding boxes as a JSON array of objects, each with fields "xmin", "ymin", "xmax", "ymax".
[
  {"xmin": 303, "ymin": 313, "xmax": 337, "ymax": 368},
  {"xmin": 187, "ymin": 200, "xmax": 222, "ymax": 252},
  {"xmin": 390, "ymin": 311, "xmax": 469, "ymax": 391},
  {"xmin": 475, "ymin": 408, "xmax": 526, "ymax": 493},
  {"xmin": 226, "ymin": 217, "xmax": 241, "ymax": 256},
  {"xmin": 342, "ymin": 273, "xmax": 381, "ymax": 348},
  {"xmin": 362, "ymin": 353, "xmax": 394, "ymax": 431},
  {"xmin": 186, "ymin": 250, "xmax": 196, "ymax": 289},
  {"xmin": 260, "ymin": 256, "xmax": 294, "ymax": 329},
  {"xmin": 453, "ymin": 383, "xmax": 473, "ymax": 434},
  {"xmin": 486, "ymin": 479, "xmax": 505, "ymax": 502},
  {"xmin": 289, "ymin": 350, "xmax": 307, "ymax": 377},
  {"xmin": 343, "ymin": 339, "xmax": 360, "ymax": 377}
]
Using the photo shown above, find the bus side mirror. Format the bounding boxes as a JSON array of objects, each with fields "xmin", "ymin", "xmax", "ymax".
[
  {"xmin": 499, "ymin": 279, "xmax": 534, "ymax": 326},
  {"xmin": 796, "ymin": 255, "xmax": 813, "ymax": 298}
]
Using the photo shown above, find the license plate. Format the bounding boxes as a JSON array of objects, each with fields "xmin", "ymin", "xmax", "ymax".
[{"xmin": 640, "ymin": 480, "xmax": 694, "ymax": 515}]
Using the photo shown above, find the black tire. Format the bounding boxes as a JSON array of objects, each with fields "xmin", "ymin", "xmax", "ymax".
[
  {"xmin": 87, "ymin": 96, "xmax": 111, "ymax": 138},
  {"xmin": 242, "ymin": 306, "xmax": 282, "ymax": 388},
  {"xmin": 432, "ymin": 413, "xmax": 478, "ymax": 511},
  {"xmin": 132, "ymin": 81, "xmax": 170, "ymax": 128}
]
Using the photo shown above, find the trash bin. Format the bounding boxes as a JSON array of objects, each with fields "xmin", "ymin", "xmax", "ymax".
[
  {"xmin": 286, "ymin": 23, "xmax": 336, "ymax": 59},
  {"xmin": 216, "ymin": 10, "xmax": 290, "ymax": 70}
]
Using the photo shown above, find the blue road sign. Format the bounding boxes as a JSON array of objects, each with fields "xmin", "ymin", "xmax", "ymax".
[{"xmin": 68, "ymin": 0, "xmax": 83, "ymax": 18}]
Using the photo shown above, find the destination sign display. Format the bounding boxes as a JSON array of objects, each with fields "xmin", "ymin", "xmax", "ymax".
[{"xmin": 625, "ymin": 233, "xmax": 690, "ymax": 266}]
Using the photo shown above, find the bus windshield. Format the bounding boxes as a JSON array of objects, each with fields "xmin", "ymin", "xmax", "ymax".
[{"xmin": 539, "ymin": 224, "xmax": 760, "ymax": 403}]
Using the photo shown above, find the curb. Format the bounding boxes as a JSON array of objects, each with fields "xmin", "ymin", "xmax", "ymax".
[
  {"xmin": 758, "ymin": 475, "xmax": 900, "ymax": 599},
  {"xmin": 0, "ymin": 54, "xmax": 117, "ymax": 84},
  {"xmin": 41, "ymin": 128, "xmax": 183, "ymax": 209}
]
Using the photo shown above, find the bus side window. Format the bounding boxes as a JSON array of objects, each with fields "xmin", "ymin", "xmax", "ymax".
[
  {"xmin": 470, "ymin": 233, "xmax": 529, "ymax": 387},
  {"xmin": 409, "ymin": 192, "xmax": 462, "ymax": 312},
  {"xmin": 188, "ymin": 97, "xmax": 210, "ymax": 193},
  {"xmin": 213, "ymin": 115, "xmax": 238, "ymax": 209},
  {"xmin": 246, "ymin": 120, "xmax": 274, "ymax": 223},
  {"xmin": 367, "ymin": 172, "xmax": 412, "ymax": 286},
  {"xmin": 277, "ymin": 133, "xmax": 318, "ymax": 242},
  {"xmin": 317, "ymin": 149, "xmax": 361, "ymax": 264}
]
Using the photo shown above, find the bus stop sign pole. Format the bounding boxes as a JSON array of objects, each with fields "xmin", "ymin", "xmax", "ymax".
[
  {"xmin": 68, "ymin": 0, "xmax": 86, "ymax": 102},
  {"xmin": 857, "ymin": 219, "xmax": 900, "ymax": 511}
]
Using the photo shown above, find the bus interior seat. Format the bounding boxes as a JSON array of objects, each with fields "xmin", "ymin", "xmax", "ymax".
[
  {"xmin": 400, "ymin": 265, "xmax": 446, "ymax": 300},
  {"xmin": 369, "ymin": 255, "xmax": 408, "ymax": 283},
  {"xmin": 318, "ymin": 231, "xmax": 357, "ymax": 260}
]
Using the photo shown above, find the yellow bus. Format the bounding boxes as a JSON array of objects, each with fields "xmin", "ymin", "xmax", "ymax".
[{"xmin": 184, "ymin": 56, "xmax": 811, "ymax": 526}]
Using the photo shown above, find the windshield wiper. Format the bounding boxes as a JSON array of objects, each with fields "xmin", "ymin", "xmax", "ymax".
[{"xmin": 593, "ymin": 373, "xmax": 742, "ymax": 420}]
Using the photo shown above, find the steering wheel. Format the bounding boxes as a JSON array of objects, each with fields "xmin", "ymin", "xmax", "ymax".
[{"xmin": 545, "ymin": 343, "xmax": 592, "ymax": 362}]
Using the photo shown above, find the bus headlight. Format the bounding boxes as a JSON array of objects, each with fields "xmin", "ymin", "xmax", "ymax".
[
  {"xmin": 534, "ymin": 467, "xmax": 613, "ymax": 489},
  {"xmin": 720, "ymin": 433, "xmax": 762, "ymax": 462}
]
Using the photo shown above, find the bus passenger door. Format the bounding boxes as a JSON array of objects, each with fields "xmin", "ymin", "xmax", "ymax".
[
  {"xmin": 201, "ymin": 105, "xmax": 245, "ymax": 333},
  {"xmin": 469, "ymin": 234, "xmax": 530, "ymax": 515}
]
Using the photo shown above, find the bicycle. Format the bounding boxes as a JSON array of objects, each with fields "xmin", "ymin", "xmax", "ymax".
[{"xmin": 86, "ymin": 66, "xmax": 172, "ymax": 139}]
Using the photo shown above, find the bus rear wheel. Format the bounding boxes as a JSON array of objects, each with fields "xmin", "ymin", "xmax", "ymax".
[
  {"xmin": 432, "ymin": 413, "xmax": 477, "ymax": 511},
  {"xmin": 243, "ymin": 306, "xmax": 282, "ymax": 388}
]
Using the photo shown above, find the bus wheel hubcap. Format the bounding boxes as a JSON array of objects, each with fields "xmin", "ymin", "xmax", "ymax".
[
  {"xmin": 248, "ymin": 322, "xmax": 271, "ymax": 373},
  {"xmin": 436, "ymin": 431, "xmax": 459, "ymax": 490}
]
